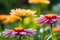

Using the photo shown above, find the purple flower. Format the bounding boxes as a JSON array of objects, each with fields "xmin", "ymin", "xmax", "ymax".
[
  {"xmin": 3, "ymin": 27, "xmax": 36, "ymax": 38},
  {"xmin": 36, "ymin": 14, "xmax": 60, "ymax": 25}
]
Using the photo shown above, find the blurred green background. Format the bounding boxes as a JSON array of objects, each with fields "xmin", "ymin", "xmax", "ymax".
[{"xmin": 0, "ymin": 0, "xmax": 60, "ymax": 14}]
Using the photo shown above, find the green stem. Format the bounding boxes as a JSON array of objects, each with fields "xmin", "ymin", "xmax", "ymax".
[
  {"xmin": 22, "ymin": 18, "xmax": 24, "ymax": 27},
  {"xmin": 19, "ymin": 37, "xmax": 21, "ymax": 40},
  {"xmin": 18, "ymin": 35, "xmax": 22, "ymax": 40},
  {"xmin": 33, "ymin": 26, "xmax": 40, "ymax": 40},
  {"xmin": 41, "ymin": 25, "xmax": 45, "ymax": 40},
  {"xmin": 50, "ymin": 24, "xmax": 54, "ymax": 40},
  {"xmin": 0, "ymin": 23, "xmax": 5, "ymax": 31},
  {"xmin": 37, "ymin": 4, "xmax": 41, "ymax": 17},
  {"xmin": 38, "ymin": 4, "xmax": 44, "ymax": 16},
  {"xmin": 18, "ymin": 37, "xmax": 21, "ymax": 40}
]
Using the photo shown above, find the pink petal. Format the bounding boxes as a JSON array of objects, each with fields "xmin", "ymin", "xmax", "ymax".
[
  {"xmin": 48, "ymin": 18, "xmax": 57, "ymax": 24},
  {"xmin": 36, "ymin": 15, "xmax": 49, "ymax": 25},
  {"xmin": 24, "ymin": 29, "xmax": 36, "ymax": 36},
  {"xmin": 15, "ymin": 32, "xmax": 21, "ymax": 38},
  {"xmin": 56, "ymin": 16, "xmax": 60, "ymax": 21},
  {"xmin": 3, "ymin": 30, "xmax": 16, "ymax": 38}
]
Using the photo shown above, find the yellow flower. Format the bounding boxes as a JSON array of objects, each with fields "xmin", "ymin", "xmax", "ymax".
[
  {"xmin": 28, "ymin": 0, "xmax": 50, "ymax": 4},
  {"xmin": 2, "ymin": 15, "xmax": 20, "ymax": 24},
  {"xmin": 10, "ymin": 8, "xmax": 36, "ymax": 18}
]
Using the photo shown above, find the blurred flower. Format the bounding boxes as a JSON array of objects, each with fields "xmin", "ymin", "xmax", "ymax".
[
  {"xmin": 10, "ymin": 8, "xmax": 36, "ymax": 18},
  {"xmin": 36, "ymin": 14, "xmax": 60, "ymax": 25},
  {"xmin": 0, "ymin": 15, "xmax": 9, "ymax": 30},
  {"xmin": 2, "ymin": 15, "xmax": 20, "ymax": 24},
  {"xmin": 53, "ymin": 25, "xmax": 60, "ymax": 32},
  {"xmin": 0, "ymin": 15, "xmax": 8, "ymax": 21},
  {"xmin": 3, "ymin": 27, "xmax": 36, "ymax": 38},
  {"xmin": 28, "ymin": 0, "xmax": 50, "ymax": 4}
]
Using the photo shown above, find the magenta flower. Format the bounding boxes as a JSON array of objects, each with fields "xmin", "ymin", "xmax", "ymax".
[
  {"xmin": 3, "ymin": 27, "xmax": 36, "ymax": 38},
  {"xmin": 36, "ymin": 14, "xmax": 60, "ymax": 25}
]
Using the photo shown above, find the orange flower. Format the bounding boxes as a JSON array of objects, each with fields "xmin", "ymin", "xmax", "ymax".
[
  {"xmin": 53, "ymin": 27, "xmax": 60, "ymax": 32},
  {"xmin": 53, "ymin": 25, "xmax": 60, "ymax": 32},
  {"xmin": 0, "ymin": 15, "xmax": 8, "ymax": 21},
  {"xmin": 2, "ymin": 15, "xmax": 20, "ymax": 24},
  {"xmin": 28, "ymin": 0, "xmax": 50, "ymax": 4}
]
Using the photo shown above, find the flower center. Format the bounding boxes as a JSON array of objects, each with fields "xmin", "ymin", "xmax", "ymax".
[
  {"xmin": 45, "ymin": 14, "xmax": 57, "ymax": 19},
  {"xmin": 13, "ymin": 27, "xmax": 24, "ymax": 32}
]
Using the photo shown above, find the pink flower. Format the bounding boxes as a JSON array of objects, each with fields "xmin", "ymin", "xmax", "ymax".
[
  {"xmin": 3, "ymin": 27, "xmax": 36, "ymax": 38},
  {"xmin": 36, "ymin": 14, "xmax": 60, "ymax": 25}
]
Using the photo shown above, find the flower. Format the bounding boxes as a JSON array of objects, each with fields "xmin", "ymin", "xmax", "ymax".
[
  {"xmin": 10, "ymin": 8, "xmax": 36, "ymax": 18},
  {"xmin": 3, "ymin": 27, "xmax": 36, "ymax": 38},
  {"xmin": 53, "ymin": 25, "xmax": 60, "ymax": 32},
  {"xmin": 2, "ymin": 15, "xmax": 20, "ymax": 24},
  {"xmin": 28, "ymin": 0, "xmax": 50, "ymax": 4},
  {"xmin": 36, "ymin": 14, "xmax": 60, "ymax": 25},
  {"xmin": 0, "ymin": 15, "xmax": 8, "ymax": 21}
]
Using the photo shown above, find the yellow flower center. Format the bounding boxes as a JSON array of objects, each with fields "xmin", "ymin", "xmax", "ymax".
[
  {"xmin": 13, "ymin": 27, "xmax": 24, "ymax": 32},
  {"xmin": 45, "ymin": 14, "xmax": 57, "ymax": 19}
]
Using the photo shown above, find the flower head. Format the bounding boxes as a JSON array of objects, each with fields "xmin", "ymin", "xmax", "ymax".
[
  {"xmin": 28, "ymin": 0, "xmax": 50, "ymax": 4},
  {"xmin": 53, "ymin": 25, "xmax": 60, "ymax": 32},
  {"xmin": 36, "ymin": 14, "xmax": 60, "ymax": 25},
  {"xmin": 3, "ymin": 27, "xmax": 36, "ymax": 38},
  {"xmin": 0, "ymin": 15, "xmax": 8, "ymax": 21},
  {"xmin": 10, "ymin": 8, "xmax": 36, "ymax": 18},
  {"xmin": 2, "ymin": 15, "xmax": 20, "ymax": 24}
]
